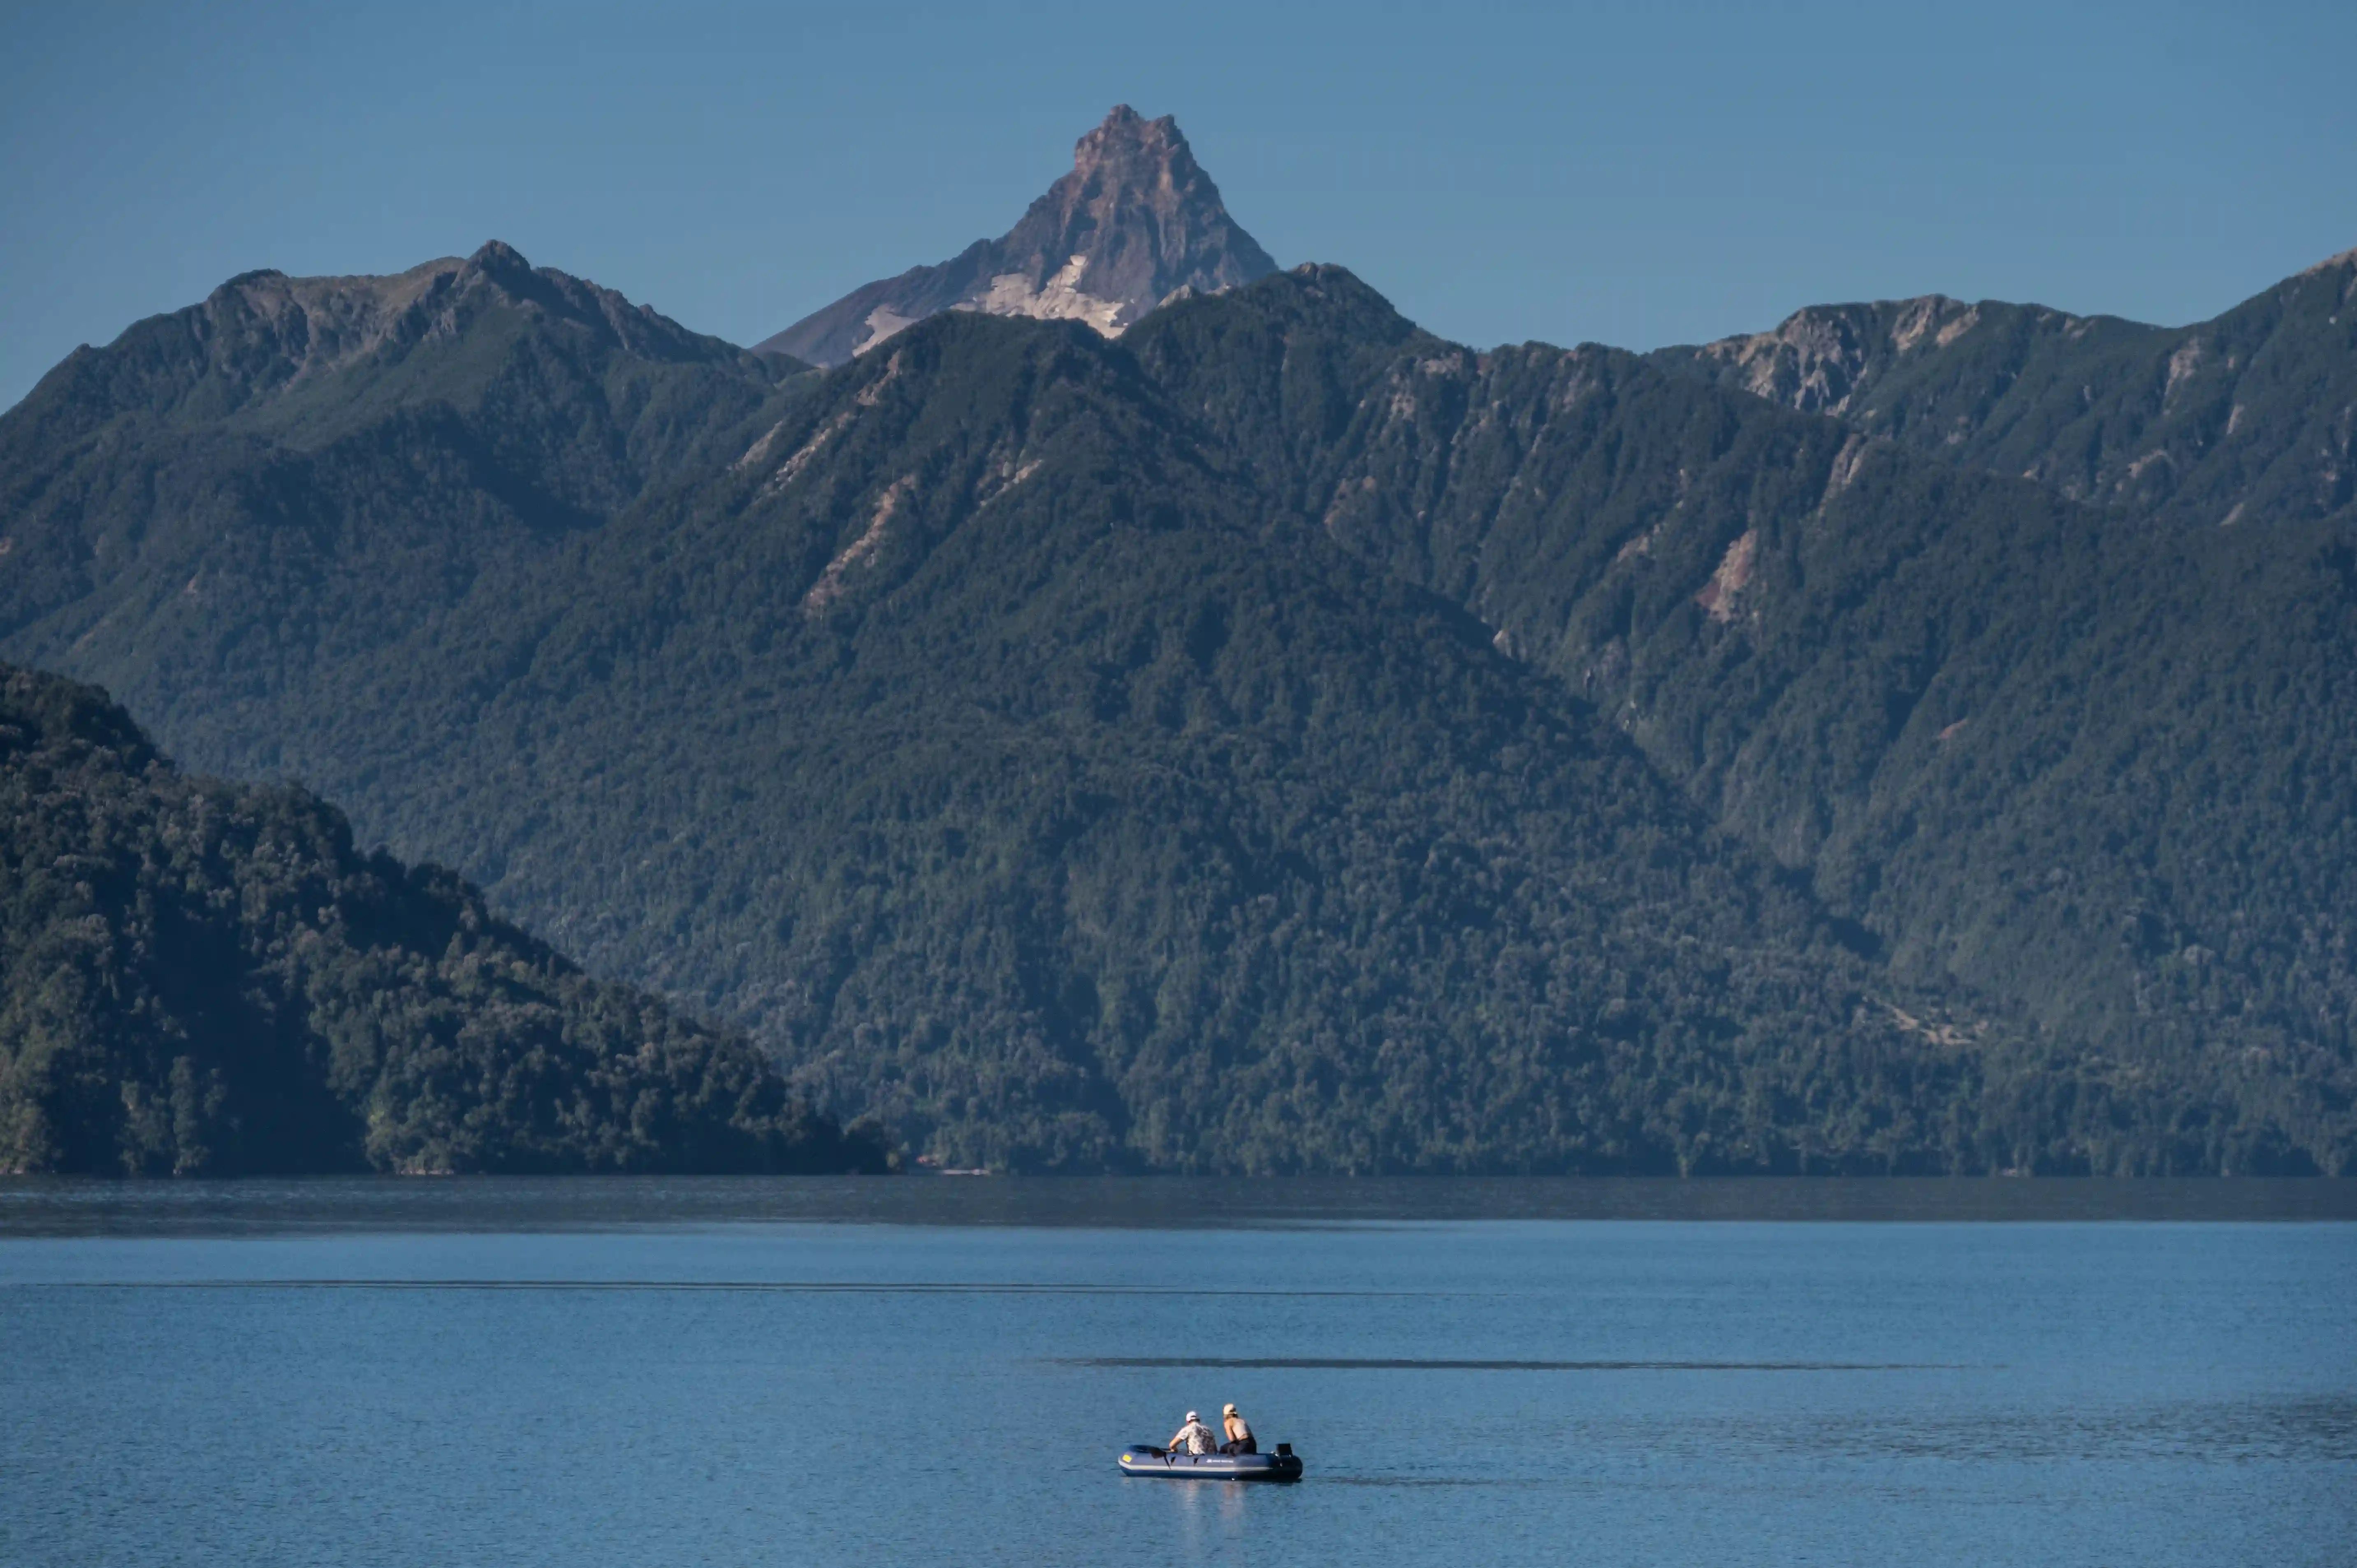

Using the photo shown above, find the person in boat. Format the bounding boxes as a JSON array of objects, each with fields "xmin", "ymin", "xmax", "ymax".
[
  {"xmin": 1220, "ymin": 1403, "xmax": 1257, "ymax": 1455},
  {"xmin": 1167, "ymin": 1410, "xmax": 1219, "ymax": 1455}
]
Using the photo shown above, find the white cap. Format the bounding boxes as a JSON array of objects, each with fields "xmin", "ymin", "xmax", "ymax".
[{"xmin": 1185, "ymin": 1411, "xmax": 1199, "ymax": 1422}]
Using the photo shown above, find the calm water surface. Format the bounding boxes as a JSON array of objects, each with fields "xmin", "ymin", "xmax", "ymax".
[{"xmin": 3, "ymin": 1180, "xmax": 2351, "ymax": 1567}]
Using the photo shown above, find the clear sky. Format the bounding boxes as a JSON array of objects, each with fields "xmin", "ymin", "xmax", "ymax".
[{"xmin": 4, "ymin": 0, "xmax": 2352, "ymax": 410}]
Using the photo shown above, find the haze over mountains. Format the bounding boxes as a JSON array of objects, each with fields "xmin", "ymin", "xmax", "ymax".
[{"xmin": 2, "ymin": 109, "xmax": 2351, "ymax": 1174}]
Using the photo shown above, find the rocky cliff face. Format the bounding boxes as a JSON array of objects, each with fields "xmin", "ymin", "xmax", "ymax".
[{"xmin": 757, "ymin": 106, "xmax": 1277, "ymax": 366}]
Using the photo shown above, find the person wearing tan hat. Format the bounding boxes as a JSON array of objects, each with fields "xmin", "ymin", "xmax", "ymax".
[{"xmin": 1219, "ymin": 1403, "xmax": 1256, "ymax": 1455}]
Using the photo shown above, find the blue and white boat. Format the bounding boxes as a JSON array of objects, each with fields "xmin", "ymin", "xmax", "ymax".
[{"xmin": 1117, "ymin": 1443, "xmax": 1302, "ymax": 1481}]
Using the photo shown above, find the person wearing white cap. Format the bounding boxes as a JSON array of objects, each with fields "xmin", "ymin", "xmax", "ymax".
[
  {"xmin": 1167, "ymin": 1409, "xmax": 1218, "ymax": 1455},
  {"xmin": 1220, "ymin": 1403, "xmax": 1256, "ymax": 1455}
]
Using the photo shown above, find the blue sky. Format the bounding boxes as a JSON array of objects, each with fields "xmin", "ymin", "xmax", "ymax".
[{"xmin": 4, "ymin": 0, "xmax": 2352, "ymax": 409}]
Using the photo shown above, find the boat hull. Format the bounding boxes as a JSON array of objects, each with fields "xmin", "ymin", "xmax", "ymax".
[{"xmin": 1118, "ymin": 1445, "xmax": 1302, "ymax": 1481}]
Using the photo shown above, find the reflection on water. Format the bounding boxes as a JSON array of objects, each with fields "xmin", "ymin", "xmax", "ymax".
[{"xmin": 2, "ymin": 1181, "xmax": 2352, "ymax": 1568}]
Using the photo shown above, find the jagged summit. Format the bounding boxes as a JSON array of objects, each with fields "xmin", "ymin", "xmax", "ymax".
[{"xmin": 757, "ymin": 105, "xmax": 1277, "ymax": 366}]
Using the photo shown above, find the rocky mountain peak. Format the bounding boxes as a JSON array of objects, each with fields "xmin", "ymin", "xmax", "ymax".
[
  {"xmin": 756, "ymin": 107, "xmax": 1277, "ymax": 366},
  {"xmin": 1072, "ymin": 102, "xmax": 1172, "ymax": 169},
  {"xmin": 455, "ymin": 238, "xmax": 540, "ymax": 295},
  {"xmin": 1061, "ymin": 103, "xmax": 1198, "ymax": 203}
]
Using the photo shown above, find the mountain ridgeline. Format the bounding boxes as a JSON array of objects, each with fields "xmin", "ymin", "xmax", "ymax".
[
  {"xmin": 0, "ymin": 664, "xmax": 886, "ymax": 1175},
  {"xmin": 1646, "ymin": 250, "xmax": 2357, "ymax": 529},
  {"xmin": 2, "ymin": 111, "xmax": 2352, "ymax": 1174}
]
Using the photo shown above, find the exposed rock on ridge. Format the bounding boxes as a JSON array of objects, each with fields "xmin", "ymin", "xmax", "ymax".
[
  {"xmin": 1649, "ymin": 247, "xmax": 2357, "ymax": 527},
  {"xmin": 757, "ymin": 106, "xmax": 1277, "ymax": 366},
  {"xmin": 1669, "ymin": 294, "xmax": 2033, "ymax": 418}
]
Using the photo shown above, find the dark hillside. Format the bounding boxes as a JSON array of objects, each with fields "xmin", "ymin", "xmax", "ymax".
[{"xmin": 0, "ymin": 663, "xmax": 884, "ymax": 1175}]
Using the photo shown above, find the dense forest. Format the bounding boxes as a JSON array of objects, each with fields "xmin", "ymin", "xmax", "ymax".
[
  {"xmin": 1, "ymin": 240, "xmax": 2350, "ymax": 1173},
  {"xmin": 1128, "ymin": 268, "xmax": 2357, "ymax": 1125},
  {"xmin": 0, "ymin": 663, "xmax": 887, "ymax": 1175}
]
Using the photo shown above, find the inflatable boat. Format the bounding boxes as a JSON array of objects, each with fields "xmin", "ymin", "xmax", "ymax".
[{"xmin": 1118, "ymin": 1444, "xmax": 1302, "ymax": 1481}]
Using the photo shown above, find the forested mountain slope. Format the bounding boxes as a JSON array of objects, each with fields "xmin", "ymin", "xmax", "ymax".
[
  {"xmin": 5, "ymin": 244, "xmax": 2352, "ymax": 1174},
  {"xmin": 1647, "ymin": 247, "xmax": 2357, "ymax": 529},
  {"xmin": 0, "ymin": 663, "xmax": 884, "ymax": 1175},
  {"xmin": 0, "ymin": 241, "xmax": 797, "ymax": 759},
  {"xmin": 1130, "ymin": 267, "xmax": 2357, "ymax": 1169},
  {"xmin": 23, "ymin": 307, "xmax": 2110, "ymax": 1174}
]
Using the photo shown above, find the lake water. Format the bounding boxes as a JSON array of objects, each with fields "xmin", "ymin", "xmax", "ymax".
[{"xmin": 3, "ymin": 1180, "xmax": 2352, "ymax": 1566}]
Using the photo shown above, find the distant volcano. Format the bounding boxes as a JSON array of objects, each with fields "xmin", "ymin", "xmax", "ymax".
[{"xmin": 757, "ymin": 105, "xmax": 1277, "ymax": 366}]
